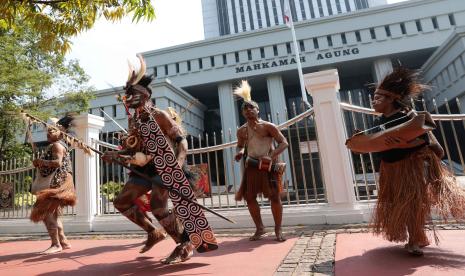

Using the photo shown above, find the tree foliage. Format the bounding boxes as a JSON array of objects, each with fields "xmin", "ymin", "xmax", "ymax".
[
  {"xmin": 0, "ymin": 23, "xmax": 95, "ymax": 160},
  {"xmin": 0, "ymin": 0, "xmax": 155, "ymax": 53}
]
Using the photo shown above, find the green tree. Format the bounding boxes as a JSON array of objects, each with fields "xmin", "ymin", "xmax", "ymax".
[
  {"xmin": 0, "ymin": 23, "xmax": 95, "ymax": 160},
  {"xmin": 0, "ymin": 0, "xmax": 155, "ymax": 53}
]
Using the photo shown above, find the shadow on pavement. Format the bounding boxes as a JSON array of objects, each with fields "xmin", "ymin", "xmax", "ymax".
[{"xmin": 336, "ymin": 245, "xmax": 465, "ymax": 276}]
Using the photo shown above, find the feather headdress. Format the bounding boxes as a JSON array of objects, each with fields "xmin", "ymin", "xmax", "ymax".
[
  {"xmin": 20, "ymin": 112, "xmax": 93, "ymax": 155},
  {"xmin": 167, "ymin": 107, "xmax": 182, "ymax": 125},
  {"xmin": 233, "ymin": 80, "xmax": 259, "ymax": 109},
  {"xmin": 125, "ymin": 55, "xmax": 153, "ymax": 97},
  {"xmin": 233, "ymin": 80, "xmax": 252, "ymax": 102},
  {"xmin": 377, "ymin": 67, "xmax": 430, "ymax": 109},
  {"xmin": 126, "ymin": 54, "xmax": 147, "ymax": 86}
]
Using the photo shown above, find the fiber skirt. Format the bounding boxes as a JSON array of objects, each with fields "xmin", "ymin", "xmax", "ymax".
[
  {"xmin": 30, "ymin": 173, "xmax": 77, "ymax": 223},
  {"xmin": 235, "ymin": 166, "xmax": 283, "ymax": 201},
  {"xmin": 373, "ymin": 147, "xmax": 465, "ymax": 244}
]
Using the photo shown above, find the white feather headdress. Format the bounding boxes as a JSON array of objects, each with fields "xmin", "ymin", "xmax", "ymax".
[{"xmin": 233, "ymin": 80, "xmax": 252, "ymax": 102}]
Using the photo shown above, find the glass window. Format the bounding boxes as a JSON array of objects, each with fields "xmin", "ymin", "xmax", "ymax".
[
  {"xmin": 313, "ymin": 38, "xmax": 319, "ymax": 49},
  {"xmin": 344, "ymin": 0, "xmax": 351, "ymax": 12},
  {"xmin": 246, "ymin": 0, "xmax": 255, "ymax": 30},
  {"xmin": 231, "ymin": 0, "xmax": 239, "ymax": 33},
  {"xmin": 239, "ymin": 0, "xmax": 247, "ymax": 31},
  {"xmin": 385, "ymin": 25, "xmax": 391, "ymax": 37},
  {"xmin": 286, "ymin": 42, "xmax": 292, "ymax": 54},
  {"xmin": 327, "ymin": 35, "xmax": 333, "ymax": 47},
  {"xmin": 326, "ymin": 0, "xmax": 333, "ymax": 15},
  {"xmin": 210, "ymin": 56, "xmax": 215, "ymax": 67},
  {"xmin": 263, "ymin": 0, "xmax": 271, "ymax": 27},
  {"xmin": 341, "ymin": 33, "xmax": 347, "ymax": 44},
  {"xmin": 255, "ymin": 0, "xmax": 262, "ymax": 28}
]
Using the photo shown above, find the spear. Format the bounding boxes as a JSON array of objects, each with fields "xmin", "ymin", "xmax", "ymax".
[{"xmin": 20, "ymin": 111, "xmax": 235, "ymax": 224}]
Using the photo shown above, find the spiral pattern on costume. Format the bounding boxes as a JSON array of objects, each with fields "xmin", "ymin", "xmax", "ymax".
[
  {"xmin": 161, "ymin": 174, "xmax": 173, "ymax": 185},
  {"xmin": 140, "ymin": 124, "xmax": 150, "ymax": 136},
  {"xmin": 183, "ymin": 220, "xmax": 195, "ymax": 232},
  {"xmin": 134, "ymin": 115, "xmax": 218, "ymax": 249},
  {"xmin": 155, "ymin": 135, "xmax": 168, "ymax": 148},
  {"xmin": 145, "ymin": 140, "xmax": 157, "ymax": 152},
  {"xmin": 179, "ymin": 186, "xmax": 193, "ymax": 198},
  {"xmin": 148, "ymin": 120, "xmax": 158, "ymax": 132},
  {"xmin": 164, "ymin": 153, "xmax": 176, "ymax": 166},
  {"xmin": 153, "ymin": 156, "xmax": 166, "ymax": 170},
  {"xmin": 189, "ymin": 233, "xmax": 202, "ymax": 248},
  {"xmin": 169, "ymin": 191, "xmax": 181, "ymax": 202},
  {"xmin": 172, "ymin": 169, "xmax": 184, "ymax": 182},
  {"xmin": 188, "ymin": 203, "xmax": 201, "ymax": 214},
  {"xmin": 195, "ymin": 217, "xmax": 208, "ymax": 229},
  {"xmin": 176, "ymin": 205, "xmax": 189, "ymax": 218},
  {"xmin": 202, "ymin": 230, "xmax": 217, "ymax": 243}
]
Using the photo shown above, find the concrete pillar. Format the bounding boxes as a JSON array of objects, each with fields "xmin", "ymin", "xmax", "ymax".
[
  {"xmin": 304, "ymin": 69, "xmax": 355, "ymax": 207},
  {"xmin": 218, "ymin": 82, "xmax": 241, "ymax": 191},
  {"xmin": 72, "ymin": 114, "xmax": 105, "ymax": 231},
  {"xmin": 266, "ymin": 74, "xmax": 293, "ymax": 188},
  {"xmin": 372, "ymin": 58, "xmax": 393, "ymax": 83}
]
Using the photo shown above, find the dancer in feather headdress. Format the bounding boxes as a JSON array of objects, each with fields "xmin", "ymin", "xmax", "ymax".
[
  {"xmin": 102, "ymin": 55, "xmax": 217, "ymax": 264},
  {"xmin": 368, "ymin": 67, "xmax": 465, "ymax": 256},
  {"xmin": 233, "ymin": 80, "xmax": 289, "ymax": 242},
  {"xmin": 30, "ymin": 114, "xmax": 77, "ymax": 254}
]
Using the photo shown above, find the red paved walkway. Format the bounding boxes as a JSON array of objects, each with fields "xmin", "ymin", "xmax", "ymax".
[
  {"xmin": 335, "ymin": 230, "xmax": 465, "ymax": 276},
  {"xmin": 0, "ymin": 235, "xmax": 296, "ymax": 276}
]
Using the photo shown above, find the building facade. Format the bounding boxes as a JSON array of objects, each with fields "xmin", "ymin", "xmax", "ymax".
[
  {"xmin": 202, "ymin": 0, "xmax": 388, "ymax": 38},
  {"xmin": 31, "ymin": 0, "xmax": 465, "ymax": 191}
]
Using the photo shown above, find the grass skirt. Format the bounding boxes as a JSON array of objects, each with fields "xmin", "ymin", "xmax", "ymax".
[
  {"xmin": 235, "ymin": 166, "xmax": 283, "ymax": 201},
  {"xmin": 30, "ymin": 173, "xmax": 77, "ymax": 223},
  {"xmin": 373, "ymin": 147, "xmax": 465, "ymax": 244}
]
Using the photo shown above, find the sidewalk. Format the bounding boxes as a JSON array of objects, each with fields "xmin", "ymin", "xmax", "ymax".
[
  {"xmin": 2, "ymin": 224, "xmax": 465, "ymax": 276},
  {"xmin": 274, "ymin": 223, "xmax": 465, "ymax": 276}
]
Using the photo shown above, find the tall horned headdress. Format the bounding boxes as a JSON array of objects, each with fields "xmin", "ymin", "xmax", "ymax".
[{"xmin": 125, "ymin": 55, "xmax": 153, "ymax": 95}]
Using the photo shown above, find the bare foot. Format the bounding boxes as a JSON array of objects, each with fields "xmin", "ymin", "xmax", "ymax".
[
  {"xmin": 140, "ymin": 229, "xmax": 167, "ymax": 253},
  {"xmin": 249, "ymin": 228, "xmax": 266, "ymax": 241},
  {"xmin": 405, "ymin": 244, "xmax": 424, "ymax": 256},
  {"xmin": 275, "ymin": 227, "xmax": 286, "ymax": 242},
  {"xmin": 161, "ymin": 242, "xmax": 194, "ymax": 264},
  {"xmin": 41, "ymin": 244, "xmax": 62, "ymax": 254},
  {"xmin": 60, "ymin": 241, "xmax": 72, "ymax": 250}
]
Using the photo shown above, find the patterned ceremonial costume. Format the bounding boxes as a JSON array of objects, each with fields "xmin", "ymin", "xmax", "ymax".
[
  {"xmin": 134, "ymin": 107, "xmax": 218, "ymax": 252},
  {"xmin": 30, "ymin": 141, "xmax": 76, "ymax": 222}
]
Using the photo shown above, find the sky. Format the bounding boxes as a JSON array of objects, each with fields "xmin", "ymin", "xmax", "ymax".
[{"xmin": 67, "ymin": 0, "xmax": 408, "ymax": 90}]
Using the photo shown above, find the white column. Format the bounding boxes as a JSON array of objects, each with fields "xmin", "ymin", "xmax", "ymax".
[
  {"xmin": 275, "ymin": 0, "xmax": 284, "ymax": 25},
  {"xmin": 304, "ymin": 69, "xmax": 355, "ymax": 207},
  {"xmin": 372, "ymin": 58, "xmax": 393, "ymax": 83},
  {"xmin": 266, "ymin": 75, "xmax": 293, "ymax": 188},
  {"xmin": 243, "ymin": 0, "xmax": 252, "ymax": 31},
  {"xmin": 218, "ymin": 82, "xmax": 242, "ymax": 191},
  {"xmin": 72, "ymin": 114, "xmax": 105, "ymax": 231}
]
